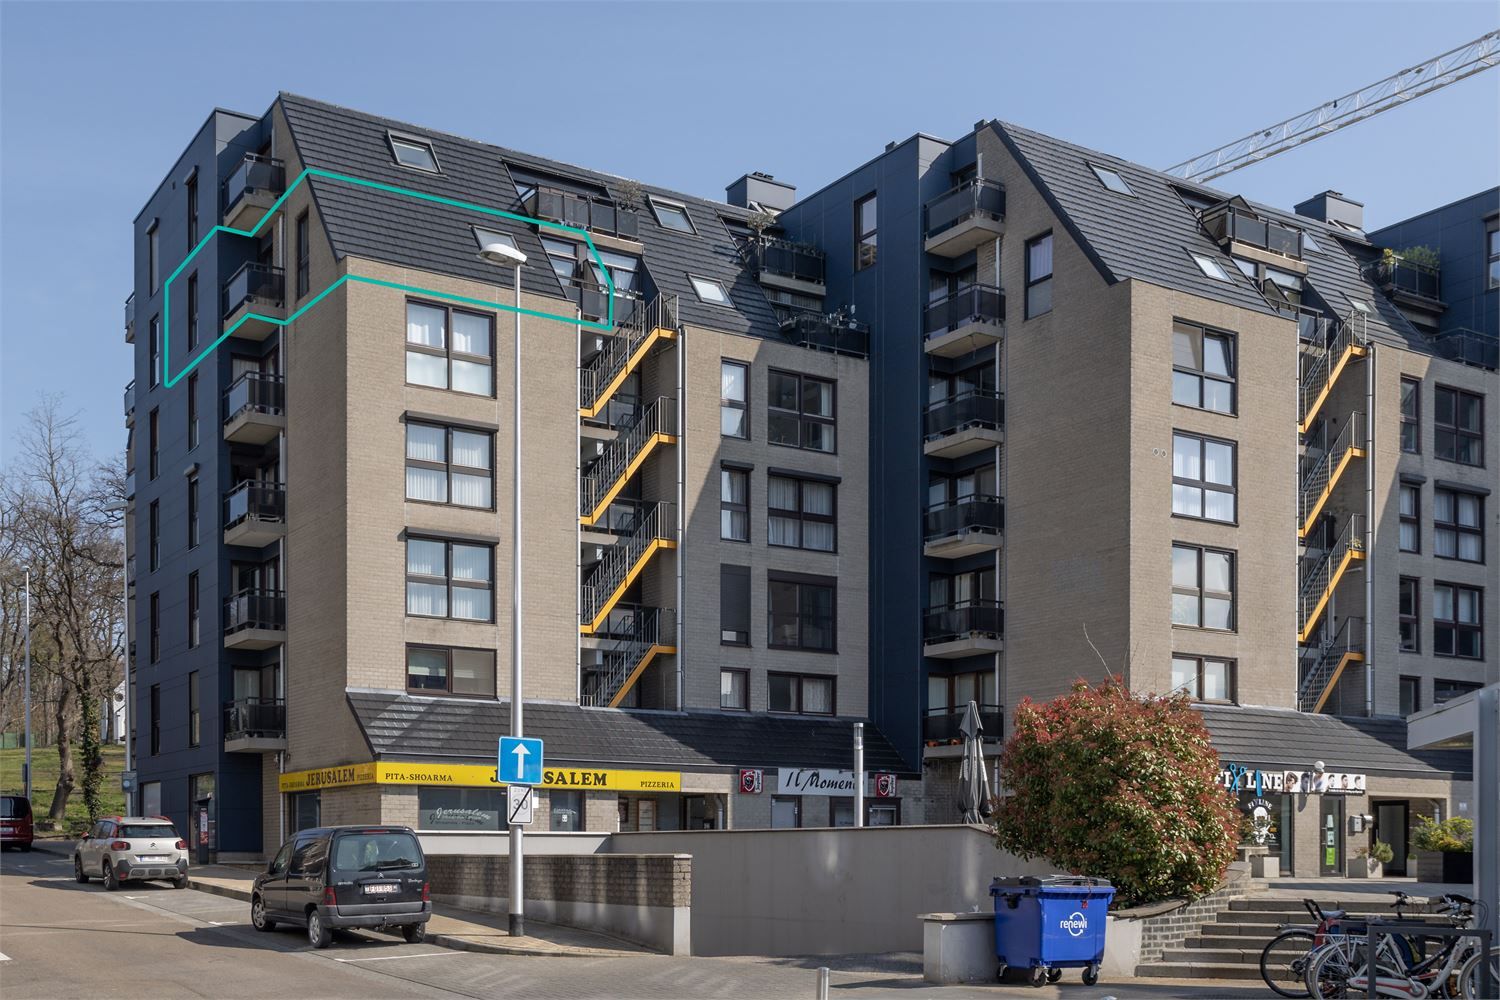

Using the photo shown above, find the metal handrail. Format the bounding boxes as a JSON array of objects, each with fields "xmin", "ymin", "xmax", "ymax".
[
  {"xmin": 1376, "ymin": 257, "xmax": 1441, "ymax": 301},
  {"xmin": 580, "ymin": 607, "xmax": 675, "ymax": 707},
  {"xmin": 753, "ymin": 237, "xmax": 826, "ymax": 284},
  {"xmin": 924, "ymin": 284, "xmax": 1005, "ymax": 336},
  {"xmin": 777, "ymin": 311, "xmax": 871, "ymax": 358},
  {"xmin": 123, "ymin": 380, "xmax": 136, "ymax": 417},
  {"xmin": 924, "ymin": 600, "xmax": 1004, "ymax": 642},
  {"xmin": 222, "ymin": 153, "xmax": 286, "ymax": 209},
  {"xmin": 1298, "ymin": 514, "xmax": 1365, "ymax": 630},
  {"xmin": 1297, "ymin": 616, "xmax": 1365, "ymax": 712},
  {"xmin": 924, "ymin": 178, "xmax": 1006, "ymax": 239},
  {"xmin": 581, "ymin": 501, "xmax": 675, "ymax": 625},
  {"xmin": 1429, "ymin": 328, "xmax": 1498, "ymax": 371},
  {"xmin": 580, "ymin": 396, "xmax": 676, "ymax": 517},
  {"xmin": 923, "ymin": 704, "xmax": 1004, "ymax": 743},
  {"xmin": 580, "ymin": 293, "xmax": 679, "ymax": 409},
  {"xmin": 925, "ymin": 389, "xmax": 1003, "ymax": 439},
  {"xmin": 525, "ymin": 187, "xmax": 639, "ymax": 240},
  {"xmin": 1299, "ymin": 309, "xmax": 1368, "ymax": 423},
  {"xmin": 125, "ymin": 293, "xmax": 136, "ymax": 336},
  {"xmin": 221, "ymin": 261, "xmax": 286, "ymax": 319},
  {"xmin": 223, "ymin": 697, "xmax": 286, "ymax": 740},
  {"xmin": 223, "ymin": 588, "xmax": 286, "ymax": 633},
  {"xmin": 1298, "ymin": 412, "xmax": 1364, "ymax": 526},
  {"xmin": 224, "ymin": 480, "xmax": 286, "ymax": 528},
  {"xmin": 924, "ymin": 494, "xmax": 1004, "ymax": 541},
  {"xmin": 223, "ymin": 371, "xmax": 285, "ymax": 422},
  {"xmin": 1201, "ymin": 202, "xmax": 1304, "ymax": 259}
]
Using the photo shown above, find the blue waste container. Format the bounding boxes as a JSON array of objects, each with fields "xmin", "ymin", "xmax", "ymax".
[{"xmin": 989, "ymin": 875, "xmax": 1115, "ymax": 987}]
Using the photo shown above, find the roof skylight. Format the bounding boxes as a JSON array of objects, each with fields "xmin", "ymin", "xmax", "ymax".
[
  {"xmin": 1090, "ymin": 164, "xmax": 1134, "ymax": 196},
  {"xmin": 389, "ymin": 134, "xmax": 440, "ymax": 173},
  {"xmin": 1190, "ymin": 252, "xmax": 1232, "ymax": 282}
]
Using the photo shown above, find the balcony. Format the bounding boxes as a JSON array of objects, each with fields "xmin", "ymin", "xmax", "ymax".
[
  {"xmin": 923, "ymin": 600, "xmax": 1004, "ymax": 659},
  {"xmin": 924, "ymin": 179, "xmax": 1006, "ymax": 257},
  {"xmin": 751, "ymin": 238, "xmax": 826, "ymax": 297},
  {"xmin": 923, "ymin": 704, "xmax": 1003, "ymax": 745},
  {"xmin": 924, "ymin": 285, "xmax": 1004, "ymax": 357},
  {"xmin": 924, "ymin": 389, "xmax": 1003, "ymax": 459},
  {"xmin": 524, "ymin": 187, "xmax": 639, "ymax": 242},
  {"xmin": 923, "ymin": 495, "xmax": 1003, "ymax": 559},
  {"xmin": 1430, "ymin": 328, "xmax": 1498, "ymax": 371},
  {"xmin": 126, "ymin": 555, "xmax": 136, "ymax": 592},
  {"xmin": 222, "ymin": 371, "xmax": 285, "ymax": 444},
  {"xmin": 124, "ymin": 292, "xmax": 136, "ymax": 345},
  {"xmin": 123, "ymin": 380, "xmax": 136, "ymax": 427},
  {"xmin": 125, "ymin": 469, "xmax": 136, "ymax": 500},
  {"xmin": 223, "ymin": 589, "xmax": 286, "ymax": 650},
  {"xmin": 777, "ymin": 311, "xmax": 870, "ymax": 359},
  {"xmin": 223, "ymin": 697, "xmax": 286, "ymax": 753},
  {"xmin": 580, "ymin": 393, "xmax": 643, "ymax": 440},
  {"xmin": 1200, "ymin": 202, "xmax": 1306, "ymax": 271},
  {"xmin": 222, "ymin": 262, "xmax": 286, "ymax": 341},
  {"xmin": 222, "ymin": 153, "xmax": 286, "ymax": 232},
  {"xmin": 223, "ymin": 481, "xmax": 287, "ymax": 548}
]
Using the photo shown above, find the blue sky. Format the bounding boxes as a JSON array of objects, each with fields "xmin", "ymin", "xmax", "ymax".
[{"xmin": 2, "ymin": 1, "xmax": 1496, "ymax": 465}]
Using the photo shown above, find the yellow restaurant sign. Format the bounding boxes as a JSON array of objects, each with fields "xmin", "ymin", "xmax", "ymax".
[{"xmin": 279, "ymin": 761, "xmax": 680, "ymax": 794}]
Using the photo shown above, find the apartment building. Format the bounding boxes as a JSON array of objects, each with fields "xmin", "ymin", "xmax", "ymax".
[
  {"xmin": 776, "ymin": 124, "xmax": 1495, "ymax": 876},
  {"xmin": 123, "ymin": 94, "xmax": 908, "ymax": 858}
]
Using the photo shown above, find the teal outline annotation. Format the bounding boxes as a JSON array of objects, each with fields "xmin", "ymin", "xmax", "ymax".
[{"xmin": 161, "ymin": 167, "xmax": 617, "ymax": 389}]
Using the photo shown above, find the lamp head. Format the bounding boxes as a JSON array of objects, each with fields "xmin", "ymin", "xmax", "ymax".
[{"xmin": 478, "ymin": 242, "xmax": 527, "ymax": 267}]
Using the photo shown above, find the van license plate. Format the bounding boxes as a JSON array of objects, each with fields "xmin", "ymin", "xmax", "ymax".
[{"xmin": 363, "ymin": 884, "xmax": 398, "ymax": 895}]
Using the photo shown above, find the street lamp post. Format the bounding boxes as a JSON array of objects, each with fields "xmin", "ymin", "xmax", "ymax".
[
  {"xmin": 478, "ymin": 240, "xmax": 528, "ymax": 938},
  {"xmin": 23, "ymin": 568, "xmax": 32, "ymax": 801}
]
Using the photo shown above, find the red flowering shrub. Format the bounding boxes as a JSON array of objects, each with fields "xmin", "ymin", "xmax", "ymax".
[{"xmin": 992, "ymin": 678, "xmax": 1238, "ymax": 908}]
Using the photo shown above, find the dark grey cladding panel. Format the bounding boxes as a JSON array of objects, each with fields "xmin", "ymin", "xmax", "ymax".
[
  {"xmin": 278, "ymin": 93, "xmax": 782, "ymax": 340},
  {"xmin": 1196, "ymin": 704, "xmax": 1471, "ymax": 780},
  {"xmin": 995, "ymin": 122, "xmax": 1426, "ymax": 351},
  {"xmin": 346, "ymin": 691, "xmax": 915, "ymax": 776}
]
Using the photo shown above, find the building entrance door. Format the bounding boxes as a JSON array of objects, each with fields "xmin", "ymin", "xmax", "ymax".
[
  {"xmin": 1375, "ymin": 801, "xmax": 1410, "ymax": 876},
  {"xmin": 1320, "ymin": 796, "xmax": 1345, "ymax": 875}
]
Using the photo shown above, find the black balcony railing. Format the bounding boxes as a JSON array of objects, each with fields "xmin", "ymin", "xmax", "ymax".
[
  {"xmin": 224, "ymin": 481, "xmax": 286, "ymax": 529},
  {"xmin": 221, "ymin": 261, "xmax": 285, "ymax": 319},
  {"xmin": 1430, "ymin": 328, "xmax": 1499, "ymax": 371},
  {"xmin": 925, "ymin": 284, "xmax": 1004, "ymax": 337},
  {"xmin": 224, "ymin": 589, "xmax": 286, "ymax": 634},
  {"xmin": 753, "ymin": 238, "xmax": 826, "ymax": 285},
  {"xmin": 123, "ymin": 379, "xmax": 136, "ymax": 418},
  {"xmin": 924, "ymin": 178, "xmax": 1006, "ymax": 240},
  {"xmin": 581, "ymin": 392, "xmax": 643, "ymax": 431},
  {"xmin": 1377, "ymin": 258, "xmax": 1441, "ymax": 302},
  {"xmin": 777, "ymin": 311, "xmax": 870, "ymax": 358},
  {"xmin": 224, "ymin": 697, "xmax": 285, "ymax": 741},
  {"xmin": 925, "ymin": 389, "xmax": 1003, "ymax": 440},
  {"xmin": 1201, "ymin": 203, "xmax": 1303, "ymax": 259},
  {"xmin": 525, "ymin": 187, "xmax": 638, "ymax": 240},
  {"xmin": 923, "ymin": 704, "xmax": 1003, "ymax": 744},
  {"xmin": 124, "ymin": 292, "xmax": 136, "ymax": 339},
  {"xmin": 924, "ymin": 494, "xmax": 1004, "ymax": 542},
  {"xmin": 574, "ymin": 280, "xmax": 641, "ymax": 327},
  {"xmin": 222, "ymin": 153, "xmax": 286, "ymax": 212},
  {"xmin": 924, "ymin": 600, "xmax": 1003, "ymax": 644},
  {"xmin": 223, "ymin": 371, "xmax": 285, "ymax": 423},
  {"xmin": 584, "ymin": 498, "xmax": 649, "ymax": 537}
]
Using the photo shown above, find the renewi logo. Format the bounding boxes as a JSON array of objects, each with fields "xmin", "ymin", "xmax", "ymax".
[{"xmin": 1059, "ymin": 911, "xmax": 1089, "ymax": 938}]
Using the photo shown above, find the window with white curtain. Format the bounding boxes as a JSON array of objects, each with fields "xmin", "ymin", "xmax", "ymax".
[
  {"xmin": 768, "ymin": 475, "xmax": 836, "ymax": 551},
  {"xmin": 406, "ymin": 538, "xmax": 493, "ymax": 621},
  {"xmin": 1399, "ymin": 485, "xmax": 1421, "ymax": 553},
  {"xmin": 720, "ymin": 466, "xmax": 748, "ymax": 541},
  {"xmin": 406, "ymin": 422, "xmax": 493, "ymax": 508},
  {"xmin": 1172, "ymin": 543, "xmax": 1235, "ymax": 630},
  {"xmin": 721, "ymin": 361, "xmax": 748, "ymax": 438},
  {"xmin": 767, "ymin": 672, "xmax": 835, "ymax": 715},
  {"xmin": 406, "ymin": 300, "xmax": 493, "ymax": 396},
  {"xmin": 1172, "ymin": 432, "xmax": 1236, "ymax": 523},
  {"xmin": 1435, "ymin": 488, "xmax": 1484, "ymax": 563}
]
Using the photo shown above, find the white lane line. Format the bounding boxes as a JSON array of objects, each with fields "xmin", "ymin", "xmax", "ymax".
[
  {"xmin": 333, "ymin": 952, "xmax": 462, "ymax": 963},
  {"xmin": 0, "ymin": 952, "xmax": 10, "ymax": 962}
]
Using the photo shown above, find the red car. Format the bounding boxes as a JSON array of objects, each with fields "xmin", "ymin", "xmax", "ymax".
[{"xmin": 1, "ymin": 795, "xmax": 35, "ymax": 851}]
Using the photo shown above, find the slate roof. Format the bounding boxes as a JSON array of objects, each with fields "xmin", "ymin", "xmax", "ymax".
[
  {"xmin": 992, "ymin": 122, "xmax": 1429, "ymax": 353},
  {"xmin": 346, "ymin": 691, "xmax": 917, "ymax": 777},
  {"xmin": 1197, "ymin": 704, "xmax": 1472, "ymax": 781},
  {"xmin": 277, "ymin": 93, "xmax": 783, "ymax": 339}
]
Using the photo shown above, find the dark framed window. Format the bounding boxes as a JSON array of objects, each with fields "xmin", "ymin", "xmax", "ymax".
[
  {"xmin": 1399, "ymin": 676, "xmax": 1421, "ymax": 716},
  {"xmin": 149, "ymin": 593, "xmax": 160, "ymax": 664},
  {"xmin": 1435, "ymin": 679, "xmax": 1483, "ymax": 704},
  {"xmin": 720, "ymin": 564, "xmax": 750, "ymax": 646},
  {"xmin": 549, "ymin": 790, "xmax": 584, "ymax": 831},
  {"xmin": 720, "ymin": 466, "xmax": 748, "ymax": 541},
  {"xmin": 405, "ymin": 644, "xmax": 496, "ymax": 697},
  {"xmin": 768, "ymin": 370, "xmax": 835, "ymax": 453},
  {"xmin": 149, "ymin": 408, "xmax": 160, "ymax": 479},
  {"xmin": 187, "ymin": 671, "xmax": 200, "ymax": 748},
  {"xmin": 295, "ymin": 211, "xmax": 310, "ymax": 299},
  {"xmin": 149, "ymin": 501, "xmax": 160, "ymax": 571},
  {"xmin": 1398, "ymin": 577, "xmax": 1419, "ymax": 653},
  {"xmin": 187, "ymin": 571, "xmax": 200, "ymax": 650},
  {"xmin": 1171, "ymin": 543, "xmax": 1235, "ymax": 631},
  {"xmin": 720, "ymin": 361, "xmax": 748, "ymax": 438},
  {"xmin": 388, "ymin": 133, "xmax": 440, "ymax": 173},
  {"xmin": 405, "ymin": 422, "xmax": 493, "ymax": 508},
  {"xmin": 1400, "ymin": 378, "xmax": 1420, "ymax": 454},
  {"xmin": 854, "ymin": 193, "xmax": 877, "ymax": 270},
  {"xmin": 768, "ymin": 572, "xmax": 836, "ymax": 651},
  {"xmin": 1487, "ymin": 217, "xmax": 1499, "ymax": 290},
  {"xmin": 1434, "ymin": 488, "xmax": 1483, "ymax": 562},
  {"xmin": 405, "ymin": 537, "xmax": 493, "ymax": 622},
  {"xmin": 1169, "ymin": 655, "xmax": 1235, "ymax": 703},
  {"xmin": 1172, "ymin": 322, "xmax": 1236, "ymax": 414},
  {"xmin": 767, "ymin": 672, "xmax": 835, "ymax": 716},
  {"xmin": 149, "ymin": 684, "xmax": 161, "ymax": 755},
  {"xmin": 187, "ymin": 475, "xmax": 200, "ymax": 549},
  {"xmin": 648, "ymin": 196, "xmax": 696, "ymax": 234},
  {"xmin": 1399, "ymin": 485, "xmax": 1420, "ymax": 553},
  {"xmin": 1025, "ymin": 232, "xmax": 1053, "ymax": 318},
  {"xmin": 186, "ymin": 174, "xmax": 198, "ymax": 249},
  {"xmin": 149, "ymin": 315, "xmax": 161, "ymax": 388},
  {"xmin": 187, "ymin": 373, "xmax": 199, "ymax": 450},
  {"xmin": 186, "ymin": 273, "xmax": 199, "ymax": 352},
  {"xmin": 1434, "ymin": 386, "xmax": 1483, "ymax": 466},
  {"xmin": 768, "ymin": 474, "xmax": 836, "ymax": 551},
  {"xmin": 1433, "ymin": 582, "xmax": 1482, "ymax": 659},
  {"xmin": 1171, "ymin": 431, "xmax": 1236, "ymax": 523},
  {"xmin": 405, "ymin": 300, "xmax": 494, "ymax": 396},
  {"xmin": 148, "ymin": 222, "xmax": 159, "ymax": 294},
  {"xmin": 720, "ymin": 669, "xmax": 749, "ymax": 711}
]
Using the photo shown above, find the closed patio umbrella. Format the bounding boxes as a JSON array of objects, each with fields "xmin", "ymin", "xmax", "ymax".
[{"xmin": 958, "ymin": 699, "xmax": 993, "ymax": 824}]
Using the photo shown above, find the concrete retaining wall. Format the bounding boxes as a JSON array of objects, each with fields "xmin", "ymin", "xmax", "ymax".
[{"xmin": 426, "ymin": 853, "xmax": 691, "ymax": 955}]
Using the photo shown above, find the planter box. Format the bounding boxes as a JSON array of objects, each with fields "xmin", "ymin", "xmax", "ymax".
[
  {"xmin": 1415, "ymin": 850, "xmax": 1473, "ymax": 884},
  {"xmin": 1346, "ymin": 856, "xmax": 1382, "ymax": 879}
]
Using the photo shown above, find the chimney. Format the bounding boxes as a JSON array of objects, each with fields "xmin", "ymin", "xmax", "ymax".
[
  {"xmin": 726, "ymin": 172, "xmax": 795, "ymax": 212},
  {"xmin": 1294, "ymin": 190, "xmax": 1364, "ymax": 231}
]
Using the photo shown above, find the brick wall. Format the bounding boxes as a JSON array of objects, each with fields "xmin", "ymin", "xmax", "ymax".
[
  {"xmin": 1130, "ymin": 869, "xmax": 1253, "ymax": 965},
  {"xmin": 427, "ymin": 853, "xmax": 690, "ymax": 909}
]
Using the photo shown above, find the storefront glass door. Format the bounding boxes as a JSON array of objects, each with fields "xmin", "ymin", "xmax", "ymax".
[{"xmin": 1375, "ymin": 801, "xmax": 1409, "ymax": 876}]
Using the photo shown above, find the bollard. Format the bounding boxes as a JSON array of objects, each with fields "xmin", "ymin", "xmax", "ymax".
[{"xmin": 816, "ymin": 966, "xmax": 830, "ymax": 1000}]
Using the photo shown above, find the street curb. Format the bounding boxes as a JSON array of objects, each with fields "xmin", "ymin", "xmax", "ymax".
[
  {"xmin": 425, "ymin": 932, "xmax": 635, "ymax": 959},
  {"xmin": 28, "ymin": 839, "xmax": 73, "ymax": 857},
  {"xmin": 190, "ymin": 879, "xmax": 252, "ymax": 903}
]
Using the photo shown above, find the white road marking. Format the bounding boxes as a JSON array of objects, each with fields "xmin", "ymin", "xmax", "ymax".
[
  {"xmin": 0, "ymin": 952, "xmax": 10, "ymax": 961},
  {"xmin": 333, "ymin": 952, "xmax": 461, "ymax": 963}
]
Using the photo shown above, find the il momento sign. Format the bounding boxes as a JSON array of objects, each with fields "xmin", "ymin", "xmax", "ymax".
[{"xmin": 280, "ymin": 761, "xmax": 681, "ymax": 794}]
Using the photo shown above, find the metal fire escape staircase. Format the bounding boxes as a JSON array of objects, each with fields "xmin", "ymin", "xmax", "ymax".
[
  {"xmin": 579, "ymin": 294, "xmax": 679, "ymax": 419},
  {"xmin": 1298, "ymin": 412, "xmax": 1366, "ymax": 539},
  {"xmin": 580, "ymin": 501, "xmax": 676, "ymax": 634},
  {"xmin": 580, "ymin": 607, "xmax": 676, "ymax": 709},
  {"xmin": 1298, "ymin": 513, "xmax": 1365, "ymax": 645},
  {"xmin": 1299, "ymin": 312, "xmax": 1368, "ymax": 433},
  {"xmin": 1298, "ymin": 616, "xmax": 1366, "ymax": 714},
  {"xmin": 579, "ymin": 395, "xmax": 678, "ymax": 526}
]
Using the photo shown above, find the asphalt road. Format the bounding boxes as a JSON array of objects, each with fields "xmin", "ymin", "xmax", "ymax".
[{"xmin": 0, "ymin": 846, "xmax": 1278, "ymax": 999}]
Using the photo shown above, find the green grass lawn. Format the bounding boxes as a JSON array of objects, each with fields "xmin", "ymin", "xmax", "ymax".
[{"xmin": 0, "ymin": 744, "xmax": 126, "ymax": 836}]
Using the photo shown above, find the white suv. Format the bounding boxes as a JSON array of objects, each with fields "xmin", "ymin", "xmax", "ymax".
[{"xmin": 74, "ymin": 816, "xmax": 189, "ymax": 890}]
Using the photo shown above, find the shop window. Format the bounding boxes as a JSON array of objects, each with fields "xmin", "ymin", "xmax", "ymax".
[
  {"xmin": 549, "ymin": 791, "xmax": 584, "ymax": 831},
  {"xmin": 418, "ymin": 787, "xmax": 506, "ymax": 831},
  {"xmin": 291, "ymin": 791, "xmax": 320, "ymax": 832}
]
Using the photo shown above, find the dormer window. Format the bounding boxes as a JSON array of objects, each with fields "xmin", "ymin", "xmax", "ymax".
[{"xmin": 389, "ymin": 134, "xmax": 440, "ymax": 173}]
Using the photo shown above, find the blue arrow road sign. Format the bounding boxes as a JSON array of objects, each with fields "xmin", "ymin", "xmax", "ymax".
[{"xmin": 498, "ymin": 736, "xmax": 544, "ymax": 785}]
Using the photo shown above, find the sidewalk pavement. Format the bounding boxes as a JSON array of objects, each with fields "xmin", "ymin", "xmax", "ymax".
[{"xmin": 1261, "ymin": 873, "xmax": 1475, "ymax": 902}]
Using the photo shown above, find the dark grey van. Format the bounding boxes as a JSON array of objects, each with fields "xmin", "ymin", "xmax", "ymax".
[{"xmin": 250, "ymin": 825, "xmax": 431, "ymax": 948}]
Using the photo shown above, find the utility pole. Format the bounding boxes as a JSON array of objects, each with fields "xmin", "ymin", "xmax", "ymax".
[{"xmin": 23, "ymin": 567, "xmax": 32, "ymax": 800}]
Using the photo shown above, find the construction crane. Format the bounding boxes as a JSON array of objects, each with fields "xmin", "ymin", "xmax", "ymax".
[{"xmin": 1166, "ymin": 30, "xmax": 1500, "ymax": 182}]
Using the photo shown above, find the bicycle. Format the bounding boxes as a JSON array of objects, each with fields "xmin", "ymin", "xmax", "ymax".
[
  {"xmin": 1306, "ymin": 891, "xmax": 1490, "ymax": 998},
  {"xmin": 1260, "ymin": 899, "xmax": 1366, "ymax": 998}
]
